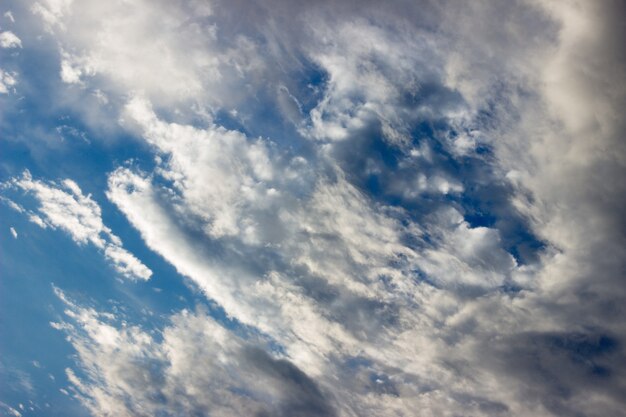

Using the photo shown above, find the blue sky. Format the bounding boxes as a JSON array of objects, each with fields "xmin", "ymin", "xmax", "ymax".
[{"xmin": 1, "ymin": 1, "xmax": 625, "ymax": 416}]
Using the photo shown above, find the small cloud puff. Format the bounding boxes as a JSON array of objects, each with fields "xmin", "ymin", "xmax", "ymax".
[
  {"xmin": 0, "ymin": 31, "xmax": 21, "ymax": 48},
  {"xmin": 0, "ymin": 69, "xmax": 17, "ymax": 94}
]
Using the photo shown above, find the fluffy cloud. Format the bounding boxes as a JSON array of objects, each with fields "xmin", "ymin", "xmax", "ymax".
[
  {"xmin": 3, "ymin": 171, "xmax": 152, "ymax": 280},
  {"xmin": 0, "ymin": 68, "xmax": 17, "ymax": 94},
  {"xmin": 100, "ymin": 99, "xmax": 554, "ymax": 416},
  {"xmin": 52, "ymin": 288, "xmax": 337, "ymax": 417},
  {"xmin": 29, "ymin": 0, "xmax": 269, "ymax": 112},
  {"xmin": 0, "ymin": 31, "xmax": 21, "ymax": 48},
  {"xmin": 0, "ymin": 26, "xmax": 22, "ymax": 95}
]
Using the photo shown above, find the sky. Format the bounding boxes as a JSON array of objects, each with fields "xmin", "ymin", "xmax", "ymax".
[{"xmin": 0, "ymin": 1, "xmax": 625, "ymax": 416}]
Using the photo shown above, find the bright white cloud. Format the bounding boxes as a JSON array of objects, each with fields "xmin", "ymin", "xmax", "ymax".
[
  {"xmin": 10, "ymin": 227, "xmax": 17, "ymax": 239},
  {"xmin": 106, "ymin": 166, "xmax": 361, "ymax": 375},
  {"xmin": 302, "ymin": 19, "xmax": 431, "ymax": 144},
  {"xmin": 30, "ymin": 0, "xmax": 74, "ymax": 29},
  {"xmin": 122, "ymin": 97, "xmax": 276, "ymax": 239},
  {"xmin": 3, "ymin": 171, "xmax": 151, "ymax": 280},
  {"xmin": 105, "ymin": 96, "xmax": 530, "ymax": 409},
  {"xmin": 29, "ymin": 0, "xmax": 269, "ymax": 111},
  {"xmin": 0, "ymin": 68, "xmax": 17, "ymax": 94},
  {"xmin": 0, "ymin": 31, "xmax": 21, "ymax": 48}
]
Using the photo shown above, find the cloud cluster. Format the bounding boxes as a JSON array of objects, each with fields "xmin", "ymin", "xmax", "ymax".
[
  {"xmin": 53, "ymin": 288, "xmax": 336, "ymax": 417},
  {"xmin": 0, "ymin": 68, "xmax": 17, "ymax": 94},
  {"xmin": 0, "ymin": 27, "xmax": 20, "ymax": 94},
  {"xmin": 4, "ymin": 0, "xmax": 625, "ymax": 416},
  {"xmin": 2, "ymin": 171, "xmax": 152, "ymax": 280}
]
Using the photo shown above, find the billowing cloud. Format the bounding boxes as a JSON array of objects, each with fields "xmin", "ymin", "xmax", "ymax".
[
  {"xmin": 3, "ymin": 171, "xmax": 152, "ymax": 280},
  {"xmin": 52, "ymin": 288, "xmax": 337, "ymax": 417}
]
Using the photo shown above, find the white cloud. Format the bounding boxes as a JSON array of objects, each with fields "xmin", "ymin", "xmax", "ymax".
[
  {"xmin": 106, "ymin": 166, "xmax": 362, "ymax": 375},
  {"xmin": 1, "ymin": 196, "xmax": 25, "ymax": 213},
  {"xmin": 122, "ymin": 96, "xmax": 276, "ymax": 240},
  {"xmin": 104, "ymin": 97, "xmax": 533, "ymax": 408},
  {"xmin": 435, "ymin": 0, "xmax": 626, "ymax": 328},
  {"xmin": 31, "ymin": 0, "xmax": 74, "ymax": 29},
  {"xmin": 52, "ymin": 288, "xmax": 337, "ymax": 417},
  {"xmin": 59, "ymin": 50, "xmax": 88, "ymax": 84},
  {"xmin": 9, "ymin": 0, "xmax": 625, "ymax": 416},
  {"xmin": 10, "ymin": 227, "xmax": 17, "ymax": 239},
  {"xmin": 120, "ymin": 95, "xmax": 512, "ymax": 292},
  {"xmin": 28, "ymin": 0, "xmax": 269, "ymax": 111},
  {"xmin": 102, "ymin": 244, "xmax": 152, "ymax": 282},
  {"xmin": 302, "ymin": 19, "xmax": 429, "ymax": 144},
  {"xmin": 28, "ymin": 214, "xmax": 47, "ymax": 228},
  {"xmin": 3, "ymin": 171, "xmax": 151, "ymax": 280},
  {"xmin": 0, "ymin": 68, "xmax": 17, "ymax": 94},
  {"xmin": 0, "ymin": 31, "xmax": 21, "ymax": 48}
]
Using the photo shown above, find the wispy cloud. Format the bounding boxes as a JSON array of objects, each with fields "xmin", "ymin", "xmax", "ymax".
[
  {"xmin": 52, "ymin": 288, "xmax": 336, "ymax": 417},
  {"xmin": 3, "ymin": 171, "xmax": 152, "ymax": 280}
]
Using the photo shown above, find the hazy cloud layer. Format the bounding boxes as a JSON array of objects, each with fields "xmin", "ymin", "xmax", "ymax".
[{"xmin": 3, "ymin": 0, "xmax": 625, "ymax": 416}]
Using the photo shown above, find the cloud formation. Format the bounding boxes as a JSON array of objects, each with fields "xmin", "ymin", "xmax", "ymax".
[
  {"xmin": 52, "ymin": 288, "xmax": 337, "ymax": 417},
  {"xmin": 2, "ymin": 0, "xmax": 625, "ymax": 416},
  {"xmin": 0, "ymin": 68, "xmax": 17, "ymax": 94}
]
